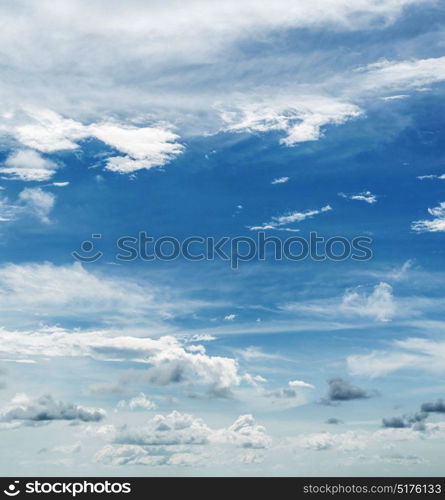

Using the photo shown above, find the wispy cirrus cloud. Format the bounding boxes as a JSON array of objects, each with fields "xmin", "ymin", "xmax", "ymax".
[
  {"xmin": 0, "ymin": 1, "xmax": 442, "ymax": 164},
  {"xmin": 0, "ymin": 262, "xmax": 209, "ymax": 328},
  {"xmin": 347, "ymin": 337, "xmax": 445, "ymax": 378},
  {"xmin": 282, "ymin": 282, "xmax": 396, "ymax": 323},
  {"xmin": 271, "ymin": 177, "xmax": 289, "ymax": 185},
  {"xmin": 248, "ymin": 204, "xmax": 332, "ymax": 231}
]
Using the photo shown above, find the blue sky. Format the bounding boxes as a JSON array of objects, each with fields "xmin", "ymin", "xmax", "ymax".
[{"xmin": 0, "ymin": 0, "xmax": 445, "ymax": 476}]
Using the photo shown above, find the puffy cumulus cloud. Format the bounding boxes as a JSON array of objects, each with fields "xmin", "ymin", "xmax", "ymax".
[
  {"xmin": 347, "ymin": 337, "xmax": 445, "ymax": 378},
  {"xmin": 237, "ymin": 377, "xmax": 314, "ymax": 411},
  {"xmin": 281, "ymin": 282, "xmax": 402, "ymax": 324},
  {"xmin": 11, "ymin": 109, "xmax": 87, "ymax": 152},
  {"xmin": 117, "ymin": 393, "xmax": 156, "ymax": 411},
  {"xmin": 0, "ymin": 327, "xmax": 243, "ymax": 397},
  {"xmin": 88, "ymin": 123, "xmax": 183, "ymax": 174},
  {"xmin": 220, "ymin": 97, "xmax": 362, "ymax": 146},
  {"xmin": 0, "ymin": 187, "xmax": 55, "ymax": 224},
  {"xmin": 6, "ymin": 110, "xmax": 183, "ymax": 174},
  {"xmin": 322, "ymin": 377, "xmax": 373, "ymax": 404},
  {"xmin": 421, "ymin": 399, "xmax": 445, "ymax": 413},
  {"xmin": 338, "ymin": 190, "xmax": 377, "ymax": 204},
  {"xmin": 341, "ymin": 282, "xmax": 395, "ymax": 322},
  {"xmin": 114, "ymin": 411, "xmax": 210, "ymax": 446},
  {"xmin": 0, "ymin": 262, "xmax": 204, "ymax": 328},
  {"xmin": 297, "ymin": 420, "xmax": 445, "ymax": 453},
  {"xmin": 95, "ymin": 410, "xmax": 270, "ymax": 467},
  {"xmin": 382, "ymin": 412, "xmax": 428, "ymax": 430},
  {"xmin": 95, "ymin": 444, "xmax": 172, "ymax": 467},
  {"xmin": 18, "ymin": 187, "xmax": 55, "ymax": 223},
  {"xmin": 140, "ymin": 339, "xmax": 242, "ymax": 398},
  {"xmin": 0, "ymin": 393, "xmax": 105, "ymax": 425},
  {"xmin": 96, "ymin": 444, "xmax": 209, "ymax": 467},
  {"xmin": 264, "ymin": 380, "xmax": 314, "ymax": 402},
  {"xmin": 248, "ymin": 204, "xmax": 332, "ymax": 231},
  {"xmin": 300, "ymin": 430, "xmax": 367, "ymax": 452},
  {"xmin": 212, "ymin": 414, "xmax": 271, "ymax": 449},
  {"xmin": 326, "ymin": 417, "xmax": 342, "ymax": 425},
  {"xmin": 412, "ymin": 202, "xmax": 445, "ymax": 233},
  {"xmin": 0, "ymin": 149, "xmax": 59, "ymax": 181}
]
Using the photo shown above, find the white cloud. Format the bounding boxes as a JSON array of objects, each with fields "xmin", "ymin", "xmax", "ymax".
[
  {"xmin": 412, "ymin": 202, "xmax": 445, "ymax": 233},
  {"xmin": 380, "ymin": 94, "xmax": 409, "ymax": 101},
  {"xmin": 220, "ymin": 55, "xmax": 445, "ymax": 147},
  {"xmin": 140, "ymin": 338, "xmax": 242, "ymax": 397},
  {"xmin": 358, "ymin": 56, "xmax": 445, "ymax": 92},
  {"xmin": 117, "ymin": 393, "xmax": 156, "ymax": 411},
  {"xmin": 0, "ymin": 327, "xmax": 243, "ymax": 397},
  {"xmin": 236, "ymin": 346, "xmax": 282, "ymax": 361},
  {"xmin": 212, "ymin": 414, "xmax": 271, "ymax": 449},
  {"xmin": 299, "ymin": 430, "xmax": 367, "ymax": 451},
  {"xmin": 0, "ymin": 196, "xmax": 20, "ymax": 222},
  {"xmin": 417, "ymin": 174, "xmax": 445, "ymax": 180},
  {"xmin": 50, "ymin": 442, "xmax": 82, "ymax": 455},
  {"xmin": 221, "ymin": 98, "xmax": 362, "ymax": 146},
  {"xmin": 288, "ymin": 379, "xmax": 314, "ymax": 389},
  {"xmin": 18, "ymin": 187, "xmax": 55, "ymax": 223},
  {"xmin": 339, "ymin": 190, "xmax": 377, "ymax": 204},
  {"xmin": 262, "ymin": 380, "xmax": 315, "ymax": 409},
  {"xmin": 0, "ymin": 149, "xmax": 59, "ymax": 181},
  {"xmin": 297, "ymin": 421, "xmax": 445, "ymax": 453},
  {"xmin": 95, "ymin": 410, "xmax": 270, "ymax": 466},
  {"xmin": 0, "ymin": 2, "xmax": 438, "ymax": 158},
  {"xmin": 0, "ymin": 262, "xmax": 202, "ymax": 327},
  {"xmin": 95, "ymin": 445, "xmax": 169, "ymax": 467},
  {"xmin": 271, "ymin": 177, "xmax": 289, "ymax": 185},
  {"xmin": 12, "ymin": 109, "xmax": 86, "ymax": 152},
  {"xmin": 341, "ymin": 282, "xmax": 395, "ymax": 322},
  {"xmin": 224, "ymin": 314, "xmax": 237, "ymax": 321},
  {"xmin": 273, "ymin": 205, "xmax": 332, "ymax": 225},
  {"xmin": 248, "ymin": 204, "xmax": 332, "ymax": 231},
  {"xmin": 0, "ymin": 393, "xmax": 105, "ymax": 424},
  {"xmin": 347, "ymin": 337, "xmax": 445, "ymax": 377},
  {"xmin": 7, "ymin": 110, "xmax": 184, "ymax": 174},
  {"xmin": 89, "ymin": 123, "xmax": 184, "ymax": 174},
  {"xmin": 0, "ymin": 187, "xmax": 55, "ymax": 224}
]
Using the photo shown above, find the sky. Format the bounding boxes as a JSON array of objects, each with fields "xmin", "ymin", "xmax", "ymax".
[{"xmin": 0, "ymin": 0, "xmax": 445, "ymax": 476}]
